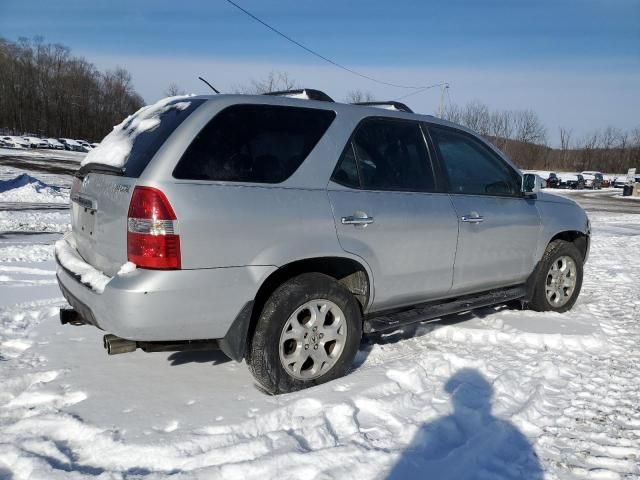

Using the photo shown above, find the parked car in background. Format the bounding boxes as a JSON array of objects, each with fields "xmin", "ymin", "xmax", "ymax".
[
  {"xmin": 23, "ymin": 136, "xmax": 49, "ymax": 148},
  {"xmin": 562, "ymin": 174, "xmax": 585, "ymax": 189},
  {"xmin": 613, "ymin": 176, "xmax": 624, "ymax": 188},
  {"xmin": 1, "ymin": 137, "xmax": 15, "ymax": 148},
  {"xmin": 581, "ymin": 171, "xmax": 603, "ymax": 189},
  {"xmin": 2, "ymin": 136, "xmax": 30, "ymax": 148},
  {"xmin": 45, "ymin": 138, "xmax": 65, "ymax": 150},
  {"xmin": 90, "ymin": 142, "xmax": 100, "ymax": 148},
  {"xmin": 601, "ymin": 175, "xmax": 612, "ymax": 188},
  {"xmin": 612, "ymin": 175, "xmax": 633, "ymax": 188},
  {"xmin": 56, "ymin": 91, "xmax": 591, "ymax": 393},
  {"xmin": 546, "ymin": 172, "xmax": 560, "ymax": 188},
  {"xmin": 59, "ymin": 138, "xmax": 84, "ymax": 152},
  {"xmin": 74, "ymin": 140, "xmax": 93, "ymax": 152}
]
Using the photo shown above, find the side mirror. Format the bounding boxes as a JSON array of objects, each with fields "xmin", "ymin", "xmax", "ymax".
[{"xmin": 522, "ymin": 173, "xmax": 540, "ymax": 197}]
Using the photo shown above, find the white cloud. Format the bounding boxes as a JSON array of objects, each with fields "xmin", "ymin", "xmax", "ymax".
[{"xmin": 87, "ymin": 53, "xmax": 640, "ymax": 145}]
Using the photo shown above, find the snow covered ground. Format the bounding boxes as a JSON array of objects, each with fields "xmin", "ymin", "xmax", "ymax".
[{"xmin": 0, "ymin": 168, "xmax": 639, "ymax": 479}]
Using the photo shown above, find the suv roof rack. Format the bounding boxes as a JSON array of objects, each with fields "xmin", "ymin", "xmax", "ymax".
[
  {"xmin": 264, "ymin": 89, "xmax": 334, "ymax": 102},
  {"xmin": 353, "ymin": 101, "xmax": 414, "ymax": 113}
]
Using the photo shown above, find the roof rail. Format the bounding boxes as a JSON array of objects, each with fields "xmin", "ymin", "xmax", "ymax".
[
  {"xmin": 353, "ymin": 101, "xmax": 414, "ymax": 113},
  {"xmin": 264, "ymin": 89, "xmax": 334, "ymax": 102}
]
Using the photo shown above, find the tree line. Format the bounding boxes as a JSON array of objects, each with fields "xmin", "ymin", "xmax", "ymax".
[
  {"xmin": 442, "ymin": 100, "xmax": 640, "ymax": 174},
  {"xmin": 0, "ymin": 37, "xmax": 144, "ymax": 142}
]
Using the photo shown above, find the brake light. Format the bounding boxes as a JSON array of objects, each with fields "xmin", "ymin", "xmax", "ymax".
[{"xmin": 127, "ymin": 186, "xmax": 181, "ymax": 269}]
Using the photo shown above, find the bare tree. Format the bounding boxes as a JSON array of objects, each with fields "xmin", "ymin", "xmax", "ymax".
[
  {"xmin": 344, "ymin": 89, "xmax": 375, "ymax": 103},
  {"xmin": 443, "ymin": 103, "xmax": 462, "ymax": 124},
  {"xmin": 558, "ymin": 127, "xmax": 572, "ymax": 168},
  {"xmin": 513, "ymin": 110, "xmax": 546, "ymax": 144},
  {"xmin": 164, "ymin": 82, "xmax": 186, "ymax": 97},
  {"xmin": 462, "ymin": 100, "xmax": 491, "ymax": 136},
  {"xmin": 232, "ymin": 71, "xmax": 298, "ymax": 94},
  {"xmin": 490, "ymin": 110, "xmax": 514, "ymax": 149}
]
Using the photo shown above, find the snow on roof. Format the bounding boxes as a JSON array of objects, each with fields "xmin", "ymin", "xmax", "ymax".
[
  {"xmin": 80, "ymin": 95, "xmax": 193, "ymax": 169},
  {"xmin": 280, "ymin": 91, "xmax": 309, "ymax": 99}
]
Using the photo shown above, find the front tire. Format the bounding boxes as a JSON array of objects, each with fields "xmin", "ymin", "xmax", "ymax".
[
  {"xmin": 246, "ymin": 273, "xmax": 362, "ymax": 394},
  {"xmin": 529, "ymin": 240, "xmax": 584, "ymax": 312}
]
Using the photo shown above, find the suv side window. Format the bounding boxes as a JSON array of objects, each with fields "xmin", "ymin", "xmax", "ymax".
[
  {"xmin": 333, "ymin": 118, "xmax": 435, "ymax": 192},
  {"xmin": 332, "ymin": 143, "xmax": 360, "ymax": 188},
  {"xmin": 429, "ymin": 126, "xmax": 521, "ymax": 196},
  {"xmin": 174, "ymin": 104, "xmax": 336, "ymax": 183}
]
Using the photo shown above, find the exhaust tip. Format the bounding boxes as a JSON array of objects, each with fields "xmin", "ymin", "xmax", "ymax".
[
  {"xmin": 103, "ymin": 334, "xmax": 138, "ymax": 355},
  {"xmin": 60, "ymin": 308, "xmax": 85, "ymax": 326}
]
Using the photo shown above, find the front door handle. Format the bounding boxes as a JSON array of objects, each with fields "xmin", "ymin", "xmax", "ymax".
[
  {"xmin": 460, "ymin": 215, "xmax": 484, "ymax": 223},
  {"xmin": 342, "ymin": 214, "xmax": 374, "ymax": 225}
]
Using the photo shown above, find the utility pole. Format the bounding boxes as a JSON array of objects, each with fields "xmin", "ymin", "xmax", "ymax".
[{"xmin": 438, "ymin": 83, "xmax": 450, "ymax": 118}]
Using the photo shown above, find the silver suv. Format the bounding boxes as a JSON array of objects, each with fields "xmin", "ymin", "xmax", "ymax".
[{"xmin": 55, "ymin": 90, "xmax": 590, "ymax": 394}]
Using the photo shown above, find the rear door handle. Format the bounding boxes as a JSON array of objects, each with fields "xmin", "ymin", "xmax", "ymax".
[
  {"xmin": 342, "ymin": 215, "xmax": 374, "ymax": 225},
  {"xmin": 460, "ymin": 215, "xmax": 484, "ymax": 223}
]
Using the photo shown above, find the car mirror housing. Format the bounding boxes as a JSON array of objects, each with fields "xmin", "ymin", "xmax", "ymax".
[{"xmin": 522, "ymin": 173, "xmax": 541, "ymax": 197}]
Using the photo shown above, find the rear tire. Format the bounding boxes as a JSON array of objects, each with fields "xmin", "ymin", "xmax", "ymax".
[
  {"xmin": 246, "ymin": 273, "xmax": 362, "ymax": 394},
  {"xmin": 529, "ymin": 240, "xmax": 583, "ymax": 312}
]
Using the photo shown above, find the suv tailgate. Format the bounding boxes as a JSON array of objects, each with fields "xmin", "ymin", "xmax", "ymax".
[{"xmin": 72, "ymin": 174, "xmax": 136, "ymax": 276}]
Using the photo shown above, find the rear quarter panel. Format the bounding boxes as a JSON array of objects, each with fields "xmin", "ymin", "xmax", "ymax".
[{"xmin": 157, "ymin": 182, "xmax": 347, "ymax": 270}]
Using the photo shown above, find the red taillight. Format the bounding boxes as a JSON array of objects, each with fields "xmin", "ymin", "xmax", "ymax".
[{"xmin": 127, "ymin": 186, "xmax": 181, "ymax": 269}]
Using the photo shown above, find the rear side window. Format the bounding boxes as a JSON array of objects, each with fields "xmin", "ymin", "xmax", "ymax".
[
  {"xmin": 332, "ymin": 118, "xmax": 435, "ymax": 192},
  {"xmin": 122, "ymin": 99, "xmax": 205, "ymax": 178},
  {"xmin": 332, "ymin": 143, "xmax": 360, "ymax": 188},
  {"xmin": 429, "ymin": 126, "xmax": 521, "ymax": 196},
  {"xmin": 173, "ymin": 105, "xmax": 336, "ymax": 183}
]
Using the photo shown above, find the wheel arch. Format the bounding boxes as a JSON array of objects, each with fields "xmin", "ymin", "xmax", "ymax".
[
  {"xmin": 548, "ymin": 230, "xmax": 589, "ymax": 261},
  {"xmin": 254, "ymin": 256, "xmax": 371, "ymax": 314},
  {"xmin": 525, "ymin": 229, "xmax": 589, "ymax": 304}
]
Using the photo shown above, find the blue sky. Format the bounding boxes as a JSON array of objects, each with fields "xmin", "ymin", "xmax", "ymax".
[{"xmin": 1, "ymin": 0, "xmax": 639, "ymax": 143}]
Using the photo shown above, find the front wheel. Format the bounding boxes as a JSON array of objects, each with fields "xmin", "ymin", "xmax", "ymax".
[
  {"xmin": 246, "ymin": 273, "xmax": 362, "ymax": 394},
  {"xmin": 529, "ymin": 240, "xmax": 584, "ymax": 312}
]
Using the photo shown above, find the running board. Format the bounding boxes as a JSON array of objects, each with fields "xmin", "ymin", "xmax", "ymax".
[{"xmin": 363, "ymin": 285, "xmax": 526, "ymax": 334}]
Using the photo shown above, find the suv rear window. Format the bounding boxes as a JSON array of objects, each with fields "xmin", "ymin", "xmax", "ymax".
[
  {"xmin": 80, "ymin": 99, "xmax": 205, "ymax": 178},
  {"xmin": 173, "ymin": 104, "xmax": 336, "ymax": 183},
  {"xmin": 122, "ymin": 99, "xmax": 205, "ymax": 178}
]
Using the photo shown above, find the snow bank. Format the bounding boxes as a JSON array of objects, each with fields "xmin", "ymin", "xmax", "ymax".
[
  {"xmin": 0, "ymin": 173, "xmax": 69, "ymax": 204},
  {"xmin": 81, "ymin": 96, "xmax": 193, "ymax": 169}
]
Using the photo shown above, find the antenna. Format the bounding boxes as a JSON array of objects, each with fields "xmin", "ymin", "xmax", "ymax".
[
  {"xmin": 438, "ymin": 83, "xmax": 450, "ymax": 118},
  {"xmin": 198, "ymin": 76, "xmax": 220, "ymax": 94}
]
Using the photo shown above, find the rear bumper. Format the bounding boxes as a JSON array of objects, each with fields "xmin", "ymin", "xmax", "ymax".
[{"xmin": 56, "ymin": 254, "xmax": 275, "ymax": 342}]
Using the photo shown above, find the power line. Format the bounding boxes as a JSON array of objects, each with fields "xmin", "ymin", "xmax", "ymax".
[
  {"xmin": 223, "ymin": 0, "xmax": 444, "ymax": 91},
  {"xmin": 394, "ymin": 82, "xmax": 449, "ymax": 101}
]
